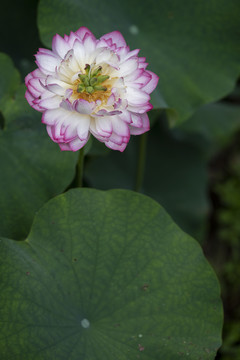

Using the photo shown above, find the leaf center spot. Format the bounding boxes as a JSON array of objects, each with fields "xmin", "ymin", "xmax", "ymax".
[{"xmin": 81, "ymin": 318, "xmax": 90, "ymax": 328}]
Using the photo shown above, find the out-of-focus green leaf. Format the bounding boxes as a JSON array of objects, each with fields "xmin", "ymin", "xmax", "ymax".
[
  {"xmin": 85, "ymin": 120, "xmax": 209, "ymax": 239},
  {"xmin": 38, "ymin": 0, "xmax": 240, "ymax": 122},
  {"xmin": 0, "ymin": 188, "xmax": 223, "ymax": 360},
  {"xmin": 0, "ymin": 0, "xmax": 42, "ymax": 77},
  {"xmin": 179, "ymin": 103, "xmax": 240, "ymax": 157},
  {"xmin": 0, "ymin": 53, "xmax": 78, "ymax": 239},
  {"xmin": 0, "ymin": 53, "xmax": 21, "ymax": 110}
]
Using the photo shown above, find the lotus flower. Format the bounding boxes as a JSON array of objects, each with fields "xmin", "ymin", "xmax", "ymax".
[{"xmin": 25, "ymin": 27, "xmax": 159, "ymax": 151}]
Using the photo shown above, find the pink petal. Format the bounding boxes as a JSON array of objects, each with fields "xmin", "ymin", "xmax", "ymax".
[
  {"xmin": 108, "ymin": 132, "xmax": 124, "ymax": 145},
  {"xmin": 28, "ymin": 77, "xmax": 45, "ymax": 93},
  {"xmin": 31, "ymin": 68, "xmax": 45, "ymax": 79},
  {"xmin": 96, "ymin": 38, "xmax": 110, "ymax": 48},
  {"xmin": 100, "ymin": 31, "xmax": 126, "ymax": 48},
  {"xmin": 25, "ymin": 91, "xmax": 43, "ymax": 112},
  {"xmin": 129, "ymin": 113, "xmax": 150, "ymax": 135},
  {"xmin": 141, "ymin": 71, "xmax": 159, "ymax": 94},
  {"xmin": 37, "ymin": 48, "xmax": 55, "ymax": 56},
  {"xmin": 75, "ymin": 27, "xmax": 96, "ymax": 41},
  {"xmin": 105, "ymin": 140, "xmax": 128, "ymax": 152},
  {"xmin": 67, "ymin": 31, "xmax": 81, "ymax": 47},
  {"xmin": 27, "ymin": 81, "xmax": 42, "ymax": 98},
  {"xmin": 59, "ymin": 142, "xmax": 72, "ymax": 151},
  {"xmin": 134, "ymin": 72, "xmax": 152, "ymax": 87},
  {"xmin": 46, "ymin": 125, "xmax": 54, "ymax": 140},
  {"xmin": 115, "ymin": 46, "xmax": 129, "ymax": 58},
  {"xmin": 25, "ymin": 72, "xmax": 33, "ymax": 84}
]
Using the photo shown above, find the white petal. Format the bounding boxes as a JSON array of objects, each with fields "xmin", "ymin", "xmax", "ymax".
[
  {"xmin": 112, "ymin": 116, "xmax": 130, "ymax": 137},
  {"xmin": 108, "ymin": 132, "xmax": 123, "ymax": 145},
  {"xmin": 124, "ymin": 69, "xmax": 143, "ymax": 82},
  {"xmin": 69, "ymin": 137, "xmax": 88, "ymax": 151},
  {"xmin": 64, "ymin": 122, "xmax": 78, "ymax": 141},
  {"xmin": 127, "ymin": 103, "xmax": 153, "ymax": 114},
  {"xmin": 130, "ymin": 113, "xmax": 143, "ymax": 127},
  {"xmin": 72, "ymin": 40, "xmax": 86, "ymax": 70},
  {"xmin": 42, "ymin": 108, "xmax": 69, "ymax": 126},
  {"xmin": 126, "ymin": 87, "xmax": 150, "ymax": 105},
  {"xmin": 118, "ymin": 58, "xmax": 138, "ymax": 77},
  {"xmin": 118, "ymin": 110, "xmax": 132, "ymax": 124},
  {"xmin": 76, "ymin": 115, "xmax": 91, "ymax": 140},
  {"xmin": 95, "ymin": 117, "xmax": 113, "ymax": 136},
  {"xmin": 74, "ymin": 99, "xmax": 95, "ymax": 114},
  {"xmin": 52, "ymin": 34, "xmax": 71, "ymax": 58},
  {"xmin": 45, "ymin": 75, "xmax": 71, "ymax": 89},
  {"xmin": 46, "ymin": 83, "xmax": 65, "ymax": 96},
  {"xmin": 83, "ymin": 34, "xmax": 97, "ymax": 54},
  {"xmin": 39, "ymin": 95, "xmax": 62, "ymax": 110},
  {"xmin": 35, "ymin": 53, "xmax": 60, "ymax": 74}
]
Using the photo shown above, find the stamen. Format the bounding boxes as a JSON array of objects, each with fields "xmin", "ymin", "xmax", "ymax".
[
  {"xmin": 90, "ymin": 77, "xmax": 98, "ymax": 86},
  {"xmin": 92, "ymin": 66, "xmax": 102, "ymax": 77},
  {"xmin": 97, "ymin": 75, "xmax": 109, "ymax": 83},
  {"xmin": 76, "ymin": 65, "xmax": 110, "ymax": 96},
  {"xmin": 86, "ymin": 86, "xmax": 94, "ymax": 94},
  {"xmin": 94, "ymin": 85, "xmax": 107, "ymax": 91}
]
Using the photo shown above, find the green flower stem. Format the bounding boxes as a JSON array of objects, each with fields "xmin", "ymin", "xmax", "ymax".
[
  {"xmin": 77, "ymin": 146, "xmax": 85, "ymax": 187},
  {"xmin": 135, "ymin": 133, "xmax": 147, "ymax": 192}
]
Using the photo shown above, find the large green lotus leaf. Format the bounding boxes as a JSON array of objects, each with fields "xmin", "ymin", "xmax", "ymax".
[
  {"xmin": 85, "ymin": 120, "xmax": 209, "ymax": 240},
  {"xmin": 38, "ymin": 0, "xmax": 240, "ymax": 122},
  {"xmin": 0, "ymin": 188, "xmax": 222, "ymax": 359},
  {"xmin": 0, "ymin": 53, "xmax": 78, "ymax": 239}
]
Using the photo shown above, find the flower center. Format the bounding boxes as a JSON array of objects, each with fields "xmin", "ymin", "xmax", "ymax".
[{"xmin": 77, "ymin": 64, "xmax": 110, "ymax": 95}]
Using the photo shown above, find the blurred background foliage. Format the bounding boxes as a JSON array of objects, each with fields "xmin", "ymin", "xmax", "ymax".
[{"xmin": 0, "ymin": 0, "xmax": 240, "ymax": 358}]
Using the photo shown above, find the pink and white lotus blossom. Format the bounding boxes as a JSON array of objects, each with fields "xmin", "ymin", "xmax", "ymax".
[{"xmin": 25, "ymin": 27, "xmax": 159, "ymax": 152}]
